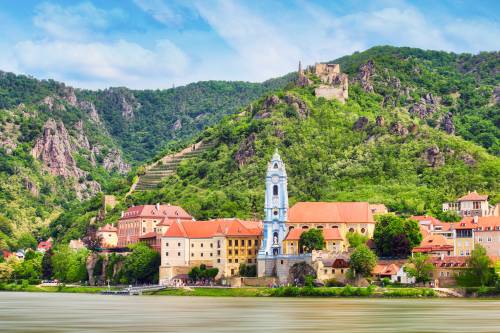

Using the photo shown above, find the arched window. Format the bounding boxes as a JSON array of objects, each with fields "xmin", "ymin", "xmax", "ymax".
[
  {"xmin": 302, "ymin": 226, "xmax": 309, "ymax": 230},
  {"xmin": 273, "ymin": 163, "xmax": 278, "ymax": 169},
  {"xmin": 360, "ymin": 228, "xmax": 366, "ymax": 233},
  {"xmin": 273, "ymin": 185, "xmax": 278, "ymax": 196},
  {"xmin": 289, "ymin": 226, "xmax": 295, "ymax": 231},
  {"xmin": 317, "ymin": 225, "xmax": 324, "ymax": 229},
  {"xmin": 348, "ymin": 228, "xmax": 355, "ymax": 233}
]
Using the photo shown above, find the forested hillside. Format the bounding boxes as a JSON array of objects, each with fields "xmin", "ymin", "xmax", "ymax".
[{"xmin": 0, "ymin": 71, "xmax": 293, "ymax": 247}]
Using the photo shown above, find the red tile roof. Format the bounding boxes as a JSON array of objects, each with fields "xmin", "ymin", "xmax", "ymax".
[
  {"xmin": 472, "ymin": 216, "xmax": 500, "ymax": 231},
  {"xmin": 139, "ymin": 232, "xmax": 157, "ymax": 239},
  {"xmin": 284, "ymin": 227, "xmax": 342, "ymax": 241},
  {"xmin": 98, "ymin": 224, "xmax": 117, "ymax": 232},
  {"xmin": 410, "ymin": 215, "xmax": 441, "ymax": 224},
  {"xmin": 373, "ymin": 263, "xmax": 400, "ymax": 276},
  {"xmin": 288, "ymin": 202, "xmax": 374, "ymax": 223},
  {"xmin": 457, "ymin": 191, "xmax": 488, "ymax": 202},
  {"xmin": 37, "ymin": 239, "xmax": 52, "ymax": 251},
  {"xmin": 164, "ymin": 219, "xmax": 262, "ymax": 239},
  {"xmin": 120, "ymin": 204, "xmax": 192, "ymax": 221}
]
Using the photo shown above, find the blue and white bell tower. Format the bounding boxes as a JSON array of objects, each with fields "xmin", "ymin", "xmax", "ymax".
[{"xmin": 258, "ymin": 149, "xmax": 288, "ymax": 259}]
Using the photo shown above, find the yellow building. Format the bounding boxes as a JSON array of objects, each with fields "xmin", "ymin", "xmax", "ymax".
[
  {"xmin": 287, "ymin": 202, "xmax": 379, "ymax": 241},
  {"xmin": 159, "ymin": 219, "xmax": 262, "ymax": 284},
  {"xmin": 282, "ymin": 227, "xmax": 345, "ymax": 255},
  {"xmin": 97, "ymin": 224, "xmax": 118, "ymax": 248}
]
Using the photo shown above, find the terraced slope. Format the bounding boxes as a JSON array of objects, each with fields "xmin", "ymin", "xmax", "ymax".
[{"xmin": 132, "ymin": 141, "xmax": 215, "ymax": 192}]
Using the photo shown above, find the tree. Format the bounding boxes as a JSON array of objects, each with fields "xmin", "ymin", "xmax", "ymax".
[
  {"xmin": 457, "ymin": 244, "xmax": 495, "ymax": 287},
  {"xmin": 122, "ymin": 243, "xmax": 160, "ymax": 284},
  {"xmin": 41, "ymin": 249, "xmax": 53, "ymax": 279},
  {"xmin": 404, "ymin": 253, "xmax": 434, "ymax": 284},
  {"xmin": 51, "ymin": 245, "xmax": 89, "ymax": 283},
  {"xmin": 16, "ymin": 233, "xmax": 37, "ymax": 250},
  {"xmin": 289, "ymin": 261, "xmax": 316, "ymax": 286},
  {"xmin": 0, "ymin": 262, "xmax": 13, "ymax": 281},
  {"xmin": 299, "ymin": 228, "xmax": 324, "ymax": 253},
  {"xmin": 347, "ymin": 232, "xmax": 368, "ymax": 249},
  {"xmin": 239, "ymin": 263, "xmax": 257, "ymax": 277},
  {"xmin": 373, "ymin": 215, "xmax": 422, "ymax": 258},
  {"xmin": 82, "ymin": 224, "xmax": 102, "ymax": 252},
  {"xmin": 349, "ymin": 244, "xmax": 377, "ymax": 277}
]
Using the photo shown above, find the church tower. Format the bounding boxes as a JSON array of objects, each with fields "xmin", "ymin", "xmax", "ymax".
[{"xmin": 258, "ymin": 149, "xmax": 288, "ymax": 258}]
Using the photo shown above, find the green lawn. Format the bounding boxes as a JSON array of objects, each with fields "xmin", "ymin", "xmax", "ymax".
[
  {"xmin": 150, "ymin": 287, "xmax": 270, "ymax": 297},
  {"xmin": 0, "ymin": 284, "xmax": 112, "ymax": 294}
]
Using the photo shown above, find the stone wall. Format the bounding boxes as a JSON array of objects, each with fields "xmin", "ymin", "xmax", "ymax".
[{"xmin": 258, "ymin": 254, "xmax": 312, "ymax": 284}]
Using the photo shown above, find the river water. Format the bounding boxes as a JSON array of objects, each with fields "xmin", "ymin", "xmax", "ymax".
[{"xmin": 1, "ymin": 292, "xmax": 500, "ymax": 332}]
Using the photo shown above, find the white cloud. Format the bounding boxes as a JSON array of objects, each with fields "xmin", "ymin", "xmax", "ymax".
[
  {"xmin": 33, "ymin": 2, "xmax": 122, "ymax": 41},
  {"xmin": 9, "ymin": 39, "xmax": 189, "ymax": 89},
  {"xmin": 133, "ymin": 0, "xmax": 185, "ymax": 26}
]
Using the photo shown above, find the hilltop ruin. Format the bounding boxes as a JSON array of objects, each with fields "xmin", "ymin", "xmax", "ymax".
[{"xmin": 298, "ymin": 62, "xmax": 349, "ymax": 103}]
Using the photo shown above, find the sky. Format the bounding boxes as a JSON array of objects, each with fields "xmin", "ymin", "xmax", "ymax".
[{"xmin": 0, "ymin": 0, "xmax": 498, "ymax": 89}]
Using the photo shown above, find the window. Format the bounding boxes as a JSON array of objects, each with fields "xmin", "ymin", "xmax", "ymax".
[
  {"xmin": 478, "ymin": 237, "xmax": 483, "ymax": 242},
  {"xmin": 302, "ymin": 226, "xmax": 309, "ymax": 230},
  {"xmin": 201, "ymin": 243, "xmax": 203, "ymax": 248},
  {"xmin": 191, "ymin": 253, "xmax": 194, "ymax": 257},
  {"xmin": 210, "ymin": 253, "xmax": 213, "ymax": 257},
  {"xmin": 332, "ymin": 269, "xmax": 336, "ymax": 274},
  {"xmin": 361, "ymin": 228, "xmax": 366, "ymax": 233},
  {"xmin": 273, "ymin": 163, "xmax": 278, "ymax": 169},
  {"xmin": 217, "ymin": 250, "xmax": 221, "ymax": 256},
  {"xmin": 460, "ymin": 250, "xmax": 464, "ymax": 256},
  {"xmin": 178, "ymin": 242, "xmax": 181, "ymax": 247},
  {"xmin": 201, "ymin": 253, "xmax": 203, "ymax": 257},
  {"xmin": 177, "ymin": 252, "xmax": 181, "ymax": 256},
  {"xmin": 473, "ymin": 201, "xmax": 481, "ymax": 209},
  {"xmin": 143, "ymin": 227, "xmax": 146, "ymax": 233},
  {"xmin": 166, "ymin": 242, "xmax": 169, "ymax": 247},
  {"xmin": 191, "ymin": 243, "xmax": 194, "ymax": 248},
  {"xmin": 317, "ymin": 225, "xmax": 323, "ymax": 229},
  {"xmin": 341, "ymin": 269, "xmax": 344, "ymax": 274},
  {"xmin": 273, "ymin": 210, "xmax": 278, "ymax": 216},
  {"xmin": 210, "ymin": 243, "xmax": 213, "ymax": 248},
  {"xmin": 349, "ymin": 228, "xmax": 354, "ymax": 233},
  {"xmin": 229, "ymin": 250, "xmax": 232, "ymax": 255},
  {"xmin": 228, "ymin": 259, "xmax": 232, "ymax": 263},
  {"xmin": 235, "ymin": 240, "xmax": 239, "ymax": 246},
  {"xmin": 487, "ymin": 237, "xmax": 492, "ymax": 242},
  {"xmin": 235, "ymin": 259, "xmax": 239, "ymax": 263},
  {"xmin": 324, "ymin": 270, "xmax": 328, "ymax": 274},
  {"xmin": 231, "ymin": 269, "xmax": 235, "ymax": 275},
  {"xmin": 165, "ymin": 252, "xmax": 169, "ymax": 256},
  {"xmin": 465, "ymin": 250, "xmax": 470, "ymax": 256},
  {"xmin": 235, "ymin": 250, "xmax": 239, "ymax": 255},
  {"xmin": 248, "ymin": 250, "xmax": 252, "ymax": 255},
  {"xmin": 217, "ymin": 259, "xmax": 221, "ymax": 263},
  {"xmin": 280, "ymin": 260, "xmax": 284, "ymax": 265},
  {"xmin": 217, "ymin": 240, "xmax": 221, "ymax": 248},
  {"xmin": 273, "ymin": 185, "xmax": 278, "ymax": 196},
  {"xmin": 229, "ymin": 240, "xmax": 232, "ymax": 246}
]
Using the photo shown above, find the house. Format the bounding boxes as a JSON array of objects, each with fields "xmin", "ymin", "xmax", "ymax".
[
  {"xmin": 287, "ymin": 201, "xmax": 377, "ymax": 240},
  {"xmin": 97, "ymin": 224, "xmax": 118, "ymax": 248},
  {"xmin": 454, "ymin": 217, "xmax": 477, "ymax": 256},
  {"xmin": 282, "ymin": 227, "xmax": 345, "ymax": 255},
  {"xmin": 442, "ymin": 191, "xmax": 496, "ymax": 217},
  {"xmin": 412, "ymin": 234, "xmax": 454, "ymax": 257},
  {"xmin": 159, "ymin": 219, "xmax": 262, "ymax": 284},
  {"xmin": 314, "ymin": 256, "xmax": 350, "ymax": 283},
  {"xmin": 69, "ymin": 239, "xmax": 85, "ymax": 251},
  {"xmin": 470, "ymin": 216, "xmax": 500, "ymax": 257},
  {"xmin": 429, "ymin": 256, "xmax": 468, "ymax": 287},
  {"xmin": 37, "ymin": 238, "xmax": 53, "ymax": 253},
  {"xmin": 117, "ymin": 203, "xmax": 193, "ymax": 252},
  {"xmin": 372, "ymin": 260, "xmax": 415, "ymax": 284}
]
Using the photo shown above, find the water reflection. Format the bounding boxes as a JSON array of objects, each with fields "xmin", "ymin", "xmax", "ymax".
[{"xmin": 1, "ymin": 292, "xmax": 500, "ymax": 332}]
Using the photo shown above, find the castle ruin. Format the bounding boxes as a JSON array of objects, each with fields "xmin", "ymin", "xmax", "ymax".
[{"xmin": 298, "ymin": 62, "xmax": 349, "ymax": 103}]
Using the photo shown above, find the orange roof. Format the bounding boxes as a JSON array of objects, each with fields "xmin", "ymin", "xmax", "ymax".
[
  {"xmin": 457, "ymin": 191, "xmax": 488, "ymax": 202},
  {"xmin": 98, "ymin": 224, "xmax": 117, "ymax": 232},
  {"xmin": 373, "ymin": 263, "xmax": 400, "ymax": 275},
  {"xmin": 139, "ymin": 232, "xmax": 157, "ymax": 239},
  {"xmin": 419, "ymin": 225, "xmax": 430, "ymax": 238},
  {"xmin": 288, "ymin": 202, "xmax": 374, "ymax": 224},
  {"xmin": 369, "ymin": 204, "xmax": 388, "ymax": 214},
  {"xmin": 164, "ymin": 219, "xmax": 262, "ymax": 239},
  {"xmin": 120, "ymin": 204, "xmax": 192, "ymax": 220},
  {"xmin": 473, "ymin": 216, "xmax": 500, "ymax": 231},
  {"xmin": 410, "ymin": 215, "xmax": 441, "ymax": 224},
  {"xmin": 419, "ymin": 234, "xmax": 449, "ymax": 247},
  {"xmin": 430, "ymin": 256, "xmax": 467, "ymax": 267},
  {"xmin": 284, "ymin": 227, "xmax": 342, "ymax": 241}
]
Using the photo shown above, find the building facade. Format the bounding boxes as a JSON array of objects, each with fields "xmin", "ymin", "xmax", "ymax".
[
  {"xmin": 159, "ymin": 219, "xmax": 262, "ymax": 284},
  {"xmin": 442, "ymin": 191, "xmax": 496, "ymax": 217},
  {"xmin": 97, "ymin": 224, "xmax": 118, "ymax": 248},
  {"xmin": 117, "ymin": 204, "xmax": 193, "ymax": 251}
]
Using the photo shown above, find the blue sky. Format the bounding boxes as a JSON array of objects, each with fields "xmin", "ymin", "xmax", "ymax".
[{"xmin": 0, "ymin": 0, "xmax": 498, "ymax": 89}]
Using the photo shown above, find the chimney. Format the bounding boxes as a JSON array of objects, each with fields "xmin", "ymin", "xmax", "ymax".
[
  {"xmin": 473, "ymin": 215, "xmax": 478, "ymax": 224},
  {"xmin": 156, "ymin": 203, "xmax": 160, "ymax": 211}
]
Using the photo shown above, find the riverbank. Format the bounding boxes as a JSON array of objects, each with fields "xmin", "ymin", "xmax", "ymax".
[{"xmin": 1, "ymin": 283, "xmax": 441, "ymax": 297}]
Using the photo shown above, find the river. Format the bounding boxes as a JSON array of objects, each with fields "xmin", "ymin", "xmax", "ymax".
[{"xmin": 1, "ymin": 292, "xmax": 500, "ymax": 332}]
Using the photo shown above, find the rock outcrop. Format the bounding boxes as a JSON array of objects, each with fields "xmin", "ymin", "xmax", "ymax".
[
  {"xmin": 357, "ymin": 60, "xmax": 375, "ymax": 93},
  {"xmin": 235, "ymin": 133, "xmax": 256, "ymax": 167},
  {"xmin": 172, "ymin": 119, "xmax": 182, "ymax": 131},
  {"xmin": 409, "ymin": 93, "xmax": 437, "ymax": 118},
  {"xmin": 31, "ymin": 119, "xmax": 100, "ymax": 199},
  {"xmin": 78, "ymin": 100, "xmax": 101, "ymax": 124},
  {"xmin": 103, "ymin": 150, "xmax": 131, "ymax": 174},
  {"xmin": 105, "ymin": 88, "xmax": 140, "ymax": 120},
  {"xmin": 493, "ymin": 86, "xmax": 500, "ymax": 104},
  {"xmin": 439, "ymin": 112, "xmax": 455, "ymax": 135},
  {"xmin": 23, "ymin": 177, "xmax": 39, "ymax": 197},
  {"xmin": 283, "ymin": 93, "xmax": 309, "ymax": 118},
  {"xmin": 390, "ymin": 122, "xmax": 409, "ymax": 136},
  {"xmin": 353, "ymin": 116, "xmax": 369, "ymax": 131},
  {"xmin": 62, "ymin": 87, "xmax": 78, "ymax": 107},
  {"xmin": 375, "ymin": 115, "xmax": 385, "ymax": 127},
  {"xmin": 424, "ymin": 145, "xmax": 445, "ymax": 167}
]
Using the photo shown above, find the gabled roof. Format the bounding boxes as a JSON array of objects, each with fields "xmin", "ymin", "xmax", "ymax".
[
  {"xmin": 457, "ymin": 191, "xmax": 488, "ymax": 202},
  {"xmin": 284, "ymin": 227, "xmax": 342, "ymax": 241},
  {"xmin": 288, "ymin": 202, "xmax": 374, "ymax": 223},
  {"xmin": 120, "ymin": 204, "xmax": 192, "ymax": 220},
  {"xmin": 98, "ymin": 224, "xmax": 117, "ymax": 232},
  {"xmin": 373, "ymin": 263, "xmax": 400, "ymax": 276},
  {"xmin": 164, "ymin": 219, "xmax": 262, "ymax": 239}
]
